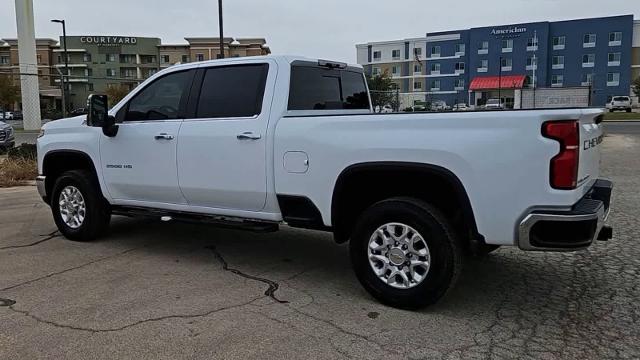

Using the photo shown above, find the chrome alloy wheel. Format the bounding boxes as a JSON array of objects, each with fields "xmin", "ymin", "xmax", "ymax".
[
  {"xmin": 367, "ymin": 223, "xmax": 431, "ymax": 289},
  {"xmin": 58, "ymin": 185, "xmax": 86, "ymax": 229}
]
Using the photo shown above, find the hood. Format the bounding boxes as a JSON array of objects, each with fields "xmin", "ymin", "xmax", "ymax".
[
  {"xmin": 0, "ymin": 121, "xmax": 10, "ymax": 129},
  {"xmin": 42, "ymin": 115, "xmax": 87, "ymax": 131}
]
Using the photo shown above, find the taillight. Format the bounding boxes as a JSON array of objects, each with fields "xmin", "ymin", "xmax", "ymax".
[{"xmin": 542, "ymin": 120, "xmax": 580, "ymax": 190}]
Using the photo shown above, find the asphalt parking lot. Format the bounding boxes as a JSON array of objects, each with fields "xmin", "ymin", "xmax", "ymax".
[{"xmin": 1, "ymin": 124, "xmax": 639, "ymax": 359}]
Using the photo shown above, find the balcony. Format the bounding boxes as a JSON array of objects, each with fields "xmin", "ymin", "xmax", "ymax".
[
  {"xmin": 608, "ymin": 61, "xmax": 620, "ymax": 67},
  {"xmin": 478, "ymin": 49, "xmax": 488, "ymax": 55},
  {"xmin": 526, "ymin": 45, "xmax": 538, "ymax": 51},
  {"xmin": 608, "ymin": 40, "xmax": 621, "ymax": 47},
  {"xmin": 552, "ymin": 64, "xmax": 565, "ymax": 70},
  {"xmin": 553, "ymin": 44, "xmax": 565, "ymax": 50},
  {"xmin": 526, "ymin": 64, "xmax": 538, "ymax": 71},
  {"xmin": 582, "ymin": 62, "xmax": 595, "ymax": 68},
  {"xmin": 581, "ymin": 81, "xmax": 592, "ymax": 86},
  {"xmin": 551, "ymin": 82, "xmax": 563, "ymax": 87},
  {"xmin": 477, "ymin": 67, "xmax": 488, "ymax": 73},
  {"xmin": 502, "ymin": 47, "xmax": 513, "ymax": 53},
  {"xmin": 454, "ymin": 69, "xmax": 465, "ymax": 75},
  {"xmin": 501, "ymin": 66, "xmax": 512, "ymax": 72},
  {"xmin": 607, "ymin": 81, "xmax": 620, "ymax": 87},
  {"xmin": 583, "ymin": 42, "xmax": 596, "ymax": 48}
]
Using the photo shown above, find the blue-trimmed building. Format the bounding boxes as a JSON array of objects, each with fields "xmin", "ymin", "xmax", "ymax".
[{"xmin": 356, "ymin": 15, "xmax": 635, "ymax": 108}]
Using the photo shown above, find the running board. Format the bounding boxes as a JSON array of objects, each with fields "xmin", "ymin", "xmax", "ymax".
[{"xmin": 111, "ymin": 206, "xmax": 279, "ymax": 233}]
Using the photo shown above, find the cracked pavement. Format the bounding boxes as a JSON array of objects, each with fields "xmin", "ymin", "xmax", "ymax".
[{"xmin": 1, "ymin": 125, "xmax": 639, "ymax": 359}]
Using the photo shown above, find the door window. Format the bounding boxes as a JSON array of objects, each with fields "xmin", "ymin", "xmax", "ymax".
[
  {"xmin": 195, "ymin": 64, "xmax": 269, "ymax": 118},
  {"xmin": 125, "ymin": 70, "xmax": 193, "ymax": 121},
  {"xmin": 288, "ymin": 66, "xmax": 369, "ymax": 110}
]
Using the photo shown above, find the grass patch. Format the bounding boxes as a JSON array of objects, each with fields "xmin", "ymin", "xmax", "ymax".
[
  {"xmin": 0, "ymin": 156, "xmax": 37, "ymax": 187},
  {"xmin": 0, "ymin": 144, "xmax": 38, "ymax": 187},
  {"xmin": 603, "ymin": 112, "xmax": 640, "ymax": 121}
]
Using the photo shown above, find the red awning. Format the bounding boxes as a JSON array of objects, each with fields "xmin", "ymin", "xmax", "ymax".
[{"xmin": 469, "ymin": 75, "xmax": 527, "ymax": 90}]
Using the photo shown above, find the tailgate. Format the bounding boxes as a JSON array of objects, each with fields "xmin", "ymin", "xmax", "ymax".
[{"xmin": 577, "ymin": 111, "xmax": 603, "ymax": 191}]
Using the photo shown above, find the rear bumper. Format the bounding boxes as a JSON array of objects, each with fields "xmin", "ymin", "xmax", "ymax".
[{"xmin": 518, "ymin": 179, "xmax": 613, "ymax": 251}]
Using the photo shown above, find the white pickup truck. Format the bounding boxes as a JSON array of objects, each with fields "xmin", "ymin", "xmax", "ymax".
[{"xmin": 36, "ymin": 56, "xmax": 613, "ymax": 309}]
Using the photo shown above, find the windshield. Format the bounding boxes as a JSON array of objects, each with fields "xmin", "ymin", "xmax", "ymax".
[{"xmin": 613, "ymin": 97, "xmax": 629, "ymax": 102}]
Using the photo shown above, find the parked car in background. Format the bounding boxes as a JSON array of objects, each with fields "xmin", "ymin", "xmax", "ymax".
[
  {"xmin": 12, "ymin": 111, "xmax": 23, "ymax": 120},
  {"xmin": 380, "ymin": 104, "xmax": 393, "ymax": 113},
  {"xmin": 431, "ymin": 100, "xmax": 449, "ymax": 111},
  {"xmin": 484, "ymin": 98, "xmax": 504, "ymax": 110},
  {"xmin": 70, "ymin": 108, "xmax": 88, "ymax": 116},
  {"xmin": 453, "ymin": 103, "xmax": 470, "ymax": 111},
  {"xmin": 606, "ymin": 96, "xmax": 632, "ymax": 113},
  {"xmin": 3, "ymin": 112, "xmax": 14, "ymax": 120},
  {"xmin": 0, "ymin": 120, "xmax": 15, "ymax": 151}
]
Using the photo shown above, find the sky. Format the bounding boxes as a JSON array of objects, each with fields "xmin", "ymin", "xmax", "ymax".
[{"xmin": 1, "ymin": 0, "xmax": 638, "ymax": 63}]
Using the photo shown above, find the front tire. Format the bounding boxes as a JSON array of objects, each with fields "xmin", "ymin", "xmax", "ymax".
[
  {"xmin": 51, "ymin": 170, "xmax": 111, "ymax": 241},
  {"xmin": 349, "ymin": 197, "xmax": 463, "ymax": 309}
]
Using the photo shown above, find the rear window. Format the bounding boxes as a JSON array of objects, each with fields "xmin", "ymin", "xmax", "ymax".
[
  {"xmin": 288, "ymin": 66, "xmax": 369, "ymax": 110},
  {"xmin": 613, "ymin": 96, "xmax": 629, "ymax": 102}
]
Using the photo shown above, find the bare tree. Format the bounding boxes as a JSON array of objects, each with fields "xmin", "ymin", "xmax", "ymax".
[{"xmin": 0, "ymin": 75, "xmax": 20, "ymax": 111}]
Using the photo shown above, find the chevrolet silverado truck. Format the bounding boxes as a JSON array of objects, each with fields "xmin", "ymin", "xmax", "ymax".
[{"xmin": 36, "ymin": 56, "xmax": 613, "ymax": 309}]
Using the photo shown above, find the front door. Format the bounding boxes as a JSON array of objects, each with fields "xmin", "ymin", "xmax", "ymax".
[
  {"xmin": 100, "ymin": 69, "xmax": 195, "ymax": 205},
  {"xmin": 177, "ymin": 62, "xmax": 272, "ymax": 211}
]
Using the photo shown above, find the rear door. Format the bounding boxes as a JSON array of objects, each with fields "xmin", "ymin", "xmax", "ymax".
[{"xmin": 176, "ymin": 61, "xmax": 273, "ymax": 211}]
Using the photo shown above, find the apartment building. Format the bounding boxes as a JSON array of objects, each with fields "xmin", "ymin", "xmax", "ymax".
[{"xmin": 159, "ymin": 37, "xmax": 270, "ymax": 68}]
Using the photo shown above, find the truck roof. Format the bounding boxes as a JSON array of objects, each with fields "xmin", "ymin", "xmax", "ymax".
[{"xmin": 165, "ymin": 55, "xmax": 362, "ymax": 72}]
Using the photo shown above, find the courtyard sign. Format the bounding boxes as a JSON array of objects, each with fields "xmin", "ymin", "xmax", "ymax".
[
  {"xmin": 490, "ymin": 26, "xmax": 527, "ymax": 36},
  {"xmin": 79, "ymin": 36, "xmax": 138, "ymax": 46}
]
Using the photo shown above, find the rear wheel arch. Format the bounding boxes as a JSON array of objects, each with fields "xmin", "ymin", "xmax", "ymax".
[
  {"xmin": 42, "ymin": 150, "xmax": 102, "ymax": 204},
  {"xmin": 331, "ymin": 162, "xmax": 481, "ymax": 245}
]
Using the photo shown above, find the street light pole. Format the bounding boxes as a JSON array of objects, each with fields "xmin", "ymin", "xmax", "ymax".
[
  {"xmin": 51, "ymin": 19, "xmax": 68, "ymax": 115},
  {"xmin": 217, "ymin": 0, "xmax": 224, "ymax": 59},
  {"xmin": 498, "ymin": 56, "xmax": 502, "ymax": 107}
]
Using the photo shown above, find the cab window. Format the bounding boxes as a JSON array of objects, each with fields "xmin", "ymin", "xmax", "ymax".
[{"xmin": 125, "ymin": 70, "xmax": 193, "ymax": 121}]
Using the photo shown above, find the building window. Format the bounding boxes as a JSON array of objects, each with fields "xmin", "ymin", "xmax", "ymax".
[
  {"xmin": 430, "ymin": 63, "xmax": 440, "ymax": 74},
  {"xmin": 161, "ymin": 54, "xmax": 170, "ymax": 63},
  {"xmin": 373, "ymin": 51, "xmax": 381, "ymax": 61},
  {"xmin": 414, "ymin": 63, "xmax": 422, "ymax": 74},
  {"xmin": 122, "ymin": 68, "xmax": 136, "ymax": 78},
  {"xmin": 455, "ymin": 62, "xmax": 465, "ymax": 73},
  {"xmin": 609, "ymin": 31, "xmax": 622, "ymax": 46},
  {"xmin": 478, "ymin": 59, "xmax": 488, "ymax": 72},
  {"xmin": 413, "ymin": 81, "xmax": 422, "ymax": 90},
  {"xmin": 455, "ymin": 43, "xmax": 465, "ymax": 55},
  {"xmin": 607, "ymin": 73, "xmax": 620, "ymax": 86},
  {"xmin": 501, "ymin": 57, "xmax": 512, "ymax": 71},
  {"xmin": 84, "ymin": 68, "xmax": 93, "ymax": 77},
  {"xmin": 372, "ymin": 67, "xmax": 381, "ymax": 76},
  {"xmin": 478, "ymin": 41, "xmax": 489, "ymax": 54},
  {"xmin": 36, "ymin": 54, "xmax": 42, "ymax": 64},
  {"xmin": 501, "ymin": 39, "xmax": 513, "ymax": 53},
  {"xmin": 526, "ymin": 56, "xmax": 537, "ymax": 70},
  {"xmin": 181, "ymin": 55, "xmax": 190, "ymax": 63},
  {"xmin": 414, "ymin": 47, "xmax": 422, "ymax": 57},
  {"xmin": 83, "ymin": 53, "xmax": 91, "ymax": 62},
  {"xmin": 553, "ymin": 36, "xmax": 566, "ymax": 50},
  {"xmin": 0, "ymin": 55, "xmax": 9, "ymax": 64},
  {"xmin": 106, "ymin": 68, "xmax": 116, "ymax": 77},
  {"xmin": 88, "ymin": 83, "xmax": 94, "ymax": 91},
  {"xmin": 583, "ymin": 34, "xmax": 596, "ymax": 48},
  {"xmin": 106, "ymin": 54, "xmax": 116, "ymax": 62},
  {"xmin": 430, "ymin": 46, "xmax": 441, "ymax": 57},
  {"xmin": 391, "ymin": 65, "xmax": 400, "ymax": 76},
  {"xmin": 430, "ymin": 80, "xmax": 440, "ymax": 91},
  {"xmin": 551, "ymin": 74, "xmax": 564, "ymax": 87},
  {"xmin": 582, "ymin": 54, "xmax": 595, "ymax": 68},
  {"xmin": 582, "ymin": 73, "xmax": 594, "ymax": 86},
  {"xmin": 148, "ymin": 68, "xmax": 157, "ymax": 76},
  {"xmin": 391, "ymin": 49, "xmax": 401, "ymax": 60},
  {"xmin": 196, "ymin": 53, "xmax": 204, "ymax": 62},
  {"xmin": 608, "ymin": 52, "xmax": 621, "ymax": 66},
  {"xmin": 552, "ymin": 56, "xmax": 565, "ymax": 69},
  {"xmin": 527, "ymin": 37, "xmax": 538, "ymax": 51},
  {"xmin": 454, "ymin": 79, "xmax": 464, "ymax": 90}
]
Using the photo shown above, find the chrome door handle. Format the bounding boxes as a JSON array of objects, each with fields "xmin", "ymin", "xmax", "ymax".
[
  {"xmin": 154, "ymin": 133, "xmax": 174, "ymax": 140},
  {"xmin": 237, "ymin": 132, "xmax": 261, "ymax": 140}
]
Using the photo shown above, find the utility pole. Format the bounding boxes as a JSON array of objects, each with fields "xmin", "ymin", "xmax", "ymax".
[
  {"xmin": 15, "ymin": 0, "xmax": 42, "ymax": 130},
  {"xmin": 217, "ymin": 0, "xmax": 224, "ymax": 59},
  {"xmin": 532, "ymin": 30, "xmax": 537, "ymax": 109},
  {"xmin": 51, "ymin": 19, "xmax": 69, "ymax": 114}
]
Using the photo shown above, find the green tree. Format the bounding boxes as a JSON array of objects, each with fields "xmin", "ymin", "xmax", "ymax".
[
  {"xmin": 105, "ymin": 84, "xmax": 130, "ymax": 107},
  {"xmin": 366, "ymin": 70, "xmax": 399, "ymax": 111},
  {"xmin": 633, "ymin": 77, "xmax": 640, "ymax": 98},
  {"xmin": 0, "ymin": 74, "xmax": 20, "ymax": 111}
]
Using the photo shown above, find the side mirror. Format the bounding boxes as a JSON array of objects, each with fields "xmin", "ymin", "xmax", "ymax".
[{"xmin": 87, "ymin": 94, "xmax": 118, "ymax": 137}]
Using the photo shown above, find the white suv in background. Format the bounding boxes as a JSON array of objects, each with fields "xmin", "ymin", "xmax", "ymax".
[{"xmin": 606, "ymin": 96, "xmax": 632, "ymax": 113}]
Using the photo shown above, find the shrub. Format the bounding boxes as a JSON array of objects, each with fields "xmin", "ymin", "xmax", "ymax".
[
  {"xmin": 8, "ymin": 143, "xmax": 37, "ymax": 160},
  {"xmin": 0, "ymin": 156, "xmax": 37, "ymax": 187}
]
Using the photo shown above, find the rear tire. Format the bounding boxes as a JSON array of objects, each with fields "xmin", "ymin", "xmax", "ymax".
[
  {"xmin": 51, "ymin": 170, "xmax": 111, "ymax": 241},
  {"xmin": 349, "ymin": 197, "xmax": 463, "ymax": 309},
  {"xmin": 626, "ymin": 108, "xmax": 632, "ymax": 113}
]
